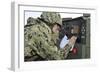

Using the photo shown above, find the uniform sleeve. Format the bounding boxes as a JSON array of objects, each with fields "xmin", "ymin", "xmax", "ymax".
[
  {"xmin": 24, "ymin": 24, "xmax": 72, "ymax": 60},
  {"xmin": 27, "ymin": 34, "xmax": 72, "ymax": 60}
]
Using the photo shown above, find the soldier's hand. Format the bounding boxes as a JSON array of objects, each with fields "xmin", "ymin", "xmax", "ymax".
[{"xmin": 68, "ymin": 36, "xmax": 77, "ymax": 46}]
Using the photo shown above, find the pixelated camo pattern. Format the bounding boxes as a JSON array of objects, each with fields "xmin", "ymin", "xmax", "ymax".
[{"xmin": 24, "ymin": 18, "xmax": 72, "ymax": 61}]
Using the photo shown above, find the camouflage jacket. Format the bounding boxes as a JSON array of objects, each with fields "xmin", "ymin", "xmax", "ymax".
[{"xmin": 24, "ymin": 18, "xmax": 72, "ymax": 61}]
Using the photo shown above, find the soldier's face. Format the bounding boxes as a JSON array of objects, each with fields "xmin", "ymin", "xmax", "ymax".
[
  {"xmin": 52, "ymin": 24, "xmax": 61, "ymax": 33},
  {"xmin": 71, "ymin": 25, "xmax": 80, "ymax": 34}
]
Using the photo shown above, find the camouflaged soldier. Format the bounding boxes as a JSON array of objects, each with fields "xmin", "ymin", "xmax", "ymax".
[{"xmin": 24, "ymin": 12, "xmax": 77, "ymax": 61}]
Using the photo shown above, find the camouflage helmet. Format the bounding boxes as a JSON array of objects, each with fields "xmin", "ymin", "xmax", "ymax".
[{"xmin": 41, "ymin": 12, "xmax": 62, "ymax": 26}]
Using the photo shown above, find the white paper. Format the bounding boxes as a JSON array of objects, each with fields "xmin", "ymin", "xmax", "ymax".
[{"xmin": 60, "ymin": 35, "xmax": 69, "ymax": 49}]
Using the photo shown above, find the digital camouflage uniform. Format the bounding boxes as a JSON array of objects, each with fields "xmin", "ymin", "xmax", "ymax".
[{"xmin": 24, "ymin": 12, "xmax": 72, "ymax": 61}]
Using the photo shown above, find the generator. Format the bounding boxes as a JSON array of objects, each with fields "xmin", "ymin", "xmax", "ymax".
[{"xmin": 59, "ymin": 14, "xmax": 90, "ymax": 59}]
